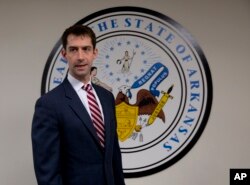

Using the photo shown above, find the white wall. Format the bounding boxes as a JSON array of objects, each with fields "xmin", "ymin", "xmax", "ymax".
[{"xmin": 0, "ymin": 0, "xmax": 249, "ymax": 185}]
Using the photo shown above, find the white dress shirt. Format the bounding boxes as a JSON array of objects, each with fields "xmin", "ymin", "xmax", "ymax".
[{"xmin": 67, "ymin": 73, "xmax": 105, "ymax": 121}]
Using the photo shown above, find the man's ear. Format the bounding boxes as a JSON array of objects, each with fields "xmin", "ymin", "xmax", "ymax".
[
  {"xmin": 61, "ymin": 48, "xmax": 66, "ymax": 58},
  {"xmin": 93, "ymin": 48, "xmax": 98, "ymax": 59}
]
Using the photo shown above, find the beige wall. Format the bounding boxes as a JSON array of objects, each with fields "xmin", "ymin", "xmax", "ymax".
[{"xmin": 0, "ymin": 0, "xmax": 249, "ymax": 185}]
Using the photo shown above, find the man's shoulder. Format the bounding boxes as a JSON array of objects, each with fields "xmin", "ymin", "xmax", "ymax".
[
  {"xmin": 38, "ymin": 82, "xmax": 65, "ymax": 102},
  {"xmin": 94, "ymin": 83, "xmax": 112, "ymax": 95}
]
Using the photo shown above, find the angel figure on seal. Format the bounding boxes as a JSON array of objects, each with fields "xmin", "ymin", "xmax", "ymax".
[{"xmin": 116, "ymin": 50, "xmax": 136, "ymax": 74}]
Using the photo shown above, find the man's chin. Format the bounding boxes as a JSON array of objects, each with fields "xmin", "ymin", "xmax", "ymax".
[{"xmin": 75, "ymin": 73, "xmax": 90, "ymax": 81}]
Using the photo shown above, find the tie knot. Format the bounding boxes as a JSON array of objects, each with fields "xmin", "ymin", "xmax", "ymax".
[{"xmin": 83, "ymin": 84, "xmax": 92, "ymax": 92}]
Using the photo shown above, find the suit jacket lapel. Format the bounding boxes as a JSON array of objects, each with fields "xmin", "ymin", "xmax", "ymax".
[{"xmin": 62, "ymin": 79, "xmax": 101, "ymax": 147}]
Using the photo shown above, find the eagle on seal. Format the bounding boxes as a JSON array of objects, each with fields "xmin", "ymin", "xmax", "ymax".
[{"xmin": 115, "ymin": 85, "xmax": 165, "ymax": 123}]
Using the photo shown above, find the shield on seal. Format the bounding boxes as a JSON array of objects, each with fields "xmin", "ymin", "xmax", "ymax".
[{"xmin": 115, "ymin": 102, "xmax": 139, "ymax": 142}]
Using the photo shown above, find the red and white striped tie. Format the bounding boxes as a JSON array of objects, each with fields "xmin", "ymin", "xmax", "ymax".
[{"xmin": 83, "ymin": 84, "xmax": 105, "ymax": 147}]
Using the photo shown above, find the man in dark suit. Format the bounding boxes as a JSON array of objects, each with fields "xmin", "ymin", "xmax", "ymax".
[{"xmin": 31, "ymin": 25, "xmax": 125, "ymax": 185}]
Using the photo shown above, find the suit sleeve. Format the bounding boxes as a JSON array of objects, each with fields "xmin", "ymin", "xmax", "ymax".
[
  {"xmin": 112, "ymin": 131, "xmax": 126, "ymax": 185},
  {"xmin": 111, "ymin": 96, "xmax": 126, "ymax": 185},
  {"xmin": 31, "ymin": 97, "xmax": 62, "ymax": 185}
]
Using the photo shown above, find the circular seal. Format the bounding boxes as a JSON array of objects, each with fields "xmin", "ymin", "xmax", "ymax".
[{"xmin": 42, "ymin": 7, "xmax": 213, "ymax": 178}]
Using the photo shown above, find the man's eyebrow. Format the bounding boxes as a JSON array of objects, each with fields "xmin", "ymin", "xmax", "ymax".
[
  {"xmin": 82, "ymin": 45, "xmax": 92, "ymax": 48},
  {"xmin": 68, "ymin": 46, "xmax": 78, "ymax": 49},
  {"xmin": 68, "ymin": 45, "xmax": 92, "ymax": 48}
]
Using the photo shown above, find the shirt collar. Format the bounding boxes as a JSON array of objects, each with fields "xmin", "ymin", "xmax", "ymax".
[{"xmin": 67, "ymin": 73, "xmax": 91, "ymax": 92}]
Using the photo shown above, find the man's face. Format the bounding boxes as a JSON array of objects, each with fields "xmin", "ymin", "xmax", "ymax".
[{"xmin": 62, "ymin": 34, "xmax": 98, "ymax": 83}]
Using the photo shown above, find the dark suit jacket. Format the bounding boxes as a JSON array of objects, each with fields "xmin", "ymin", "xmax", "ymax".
[{"xmin": 32, "ymin": 78, "xmax": 125, "ymax": 185}]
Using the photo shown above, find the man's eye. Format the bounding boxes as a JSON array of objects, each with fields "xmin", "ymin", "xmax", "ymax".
[
  {"xmin": 69, "ymin": 48, "xmax": 77, "ymax": 52},
  {"xmin": 83, "ymin": 47, "xmax": 92, "ymax": 52}
]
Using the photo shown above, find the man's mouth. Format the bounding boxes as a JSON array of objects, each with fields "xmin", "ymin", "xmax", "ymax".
[{"xmin": 75, "ymin": 64, "xmax": 87, "ymax": 69}]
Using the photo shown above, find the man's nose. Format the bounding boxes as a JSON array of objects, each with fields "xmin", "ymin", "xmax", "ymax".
[{"xmin": 77, "ymin": 50, "xmax": 85, "ymax": 60}]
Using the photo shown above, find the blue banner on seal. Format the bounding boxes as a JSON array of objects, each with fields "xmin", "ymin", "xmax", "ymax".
[{"xmin": 131, "ymin": 62, "xmax": 169, "ymax": 97}]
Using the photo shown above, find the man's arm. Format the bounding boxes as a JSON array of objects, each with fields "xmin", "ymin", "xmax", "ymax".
[
  {"xmin": 112, "ymin": 132, "xmax": 126, "ymax": 185},
  {"xmin": 31, "ymin": 97, "xmax": 62, "ymax": 185},
  {"xmin": 111, "ymin": 97, "xmax": 126, "ymax": 185}
]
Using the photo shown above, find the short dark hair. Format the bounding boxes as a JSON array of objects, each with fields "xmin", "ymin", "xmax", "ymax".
[{"xmin": 61, "ymin": 24, "xmax": 96, "ymax": 49}]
